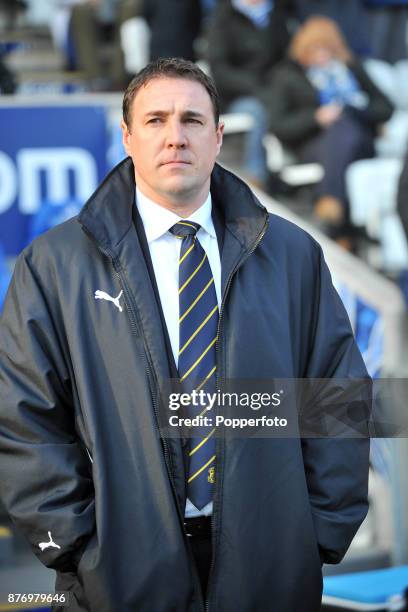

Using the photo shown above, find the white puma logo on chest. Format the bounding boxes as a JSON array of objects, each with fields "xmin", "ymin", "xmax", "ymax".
[{"xmin": 94, "ymin": 289, "xmax": 123, "ymax": 312}]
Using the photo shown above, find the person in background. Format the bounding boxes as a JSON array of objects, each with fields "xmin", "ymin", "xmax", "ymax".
[
  {"xmin": 0, "ymin": 53, "xmax": 16, "ymax": 94},
  {"xmin": 0, "ymin": 0, "xmax": 27, "ymax": 30},
  {"xmin": 144, "ymin": 0, "xmax": 202, "ymax": 62},
  {"xmin": 0, "ymin": 0, "xmax": 25, "ymax": 94},
  {"xmin": 50, "ymin": 0, "xmax": 112, "ymax": 90},
  {"xmin": 207, "ymin": 0, "xmax": 290, "ymax": 189},
  {"xmin": 264, "ymin": 16, "xmax": 393, "ymax": 239}
]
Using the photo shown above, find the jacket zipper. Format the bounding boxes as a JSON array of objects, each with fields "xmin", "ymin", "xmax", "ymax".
[
  {"xmin": 111, "ymin": 256, "xmax": 207, "ymax": 611},
  {"xmin": 86, "ymin": 236, "xmax": 206, "ymax": 610},
  {"xmin": 205, "ymin": 216, "xmax": 269, "ymax": 612}
]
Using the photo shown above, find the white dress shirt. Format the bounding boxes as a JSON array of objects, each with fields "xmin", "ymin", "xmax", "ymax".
[{"xmin": 136, "ymin": 188, "xmax": 221, "ymax": 518}]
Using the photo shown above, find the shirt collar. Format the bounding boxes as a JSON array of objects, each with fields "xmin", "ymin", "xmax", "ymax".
[{"xmin": 135, "ymin": 188, "xmax": 216, "ymax": 243}]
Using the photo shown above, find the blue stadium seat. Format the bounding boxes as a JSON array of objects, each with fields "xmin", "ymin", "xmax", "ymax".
[{"xmin": 323, "ymin": 566, "xmax": 408, "ymax": 610}]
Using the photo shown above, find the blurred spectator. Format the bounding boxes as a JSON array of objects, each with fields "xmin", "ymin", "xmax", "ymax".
[
  {"xmin": 69, "ymin": 1, "xmax": 104, "ymax": 85},
  {"xmin": 0, "ymin": 0, "xmax": 26, "ymax": 95},
  {"xmin": 0, "ymin": 53, "xmax": 16, "ymax": 93},
  {"xmin": 207, "ymin": 0, "xmax": 290, "ymax": 188},
  {"xmin": 264, "ymin": 16, "xmax": 393, "ymax": 235},
  {"xmin": 0, "ymin": 0, "xmax": 27, "ymax": 30},
  {"xmin": 288, "ymin": 0, "xmax": 371, "ymax": 56},
  {"xmin": 50, "ymin": 0, "xmax": 109, "ymax": 89},
  {"xmin": 144, "ymin": 0, "xmax": 202, "ymax": 62}
]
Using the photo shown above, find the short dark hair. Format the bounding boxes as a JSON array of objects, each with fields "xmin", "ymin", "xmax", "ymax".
[{"xmin": 122, "ymin": 57, "xmax": 220, "ymax": 129}]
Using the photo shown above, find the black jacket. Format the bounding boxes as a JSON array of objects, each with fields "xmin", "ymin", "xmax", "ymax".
[
  {"xmin": 0, "ymin": 160, "xmax": 370, "ymax": 611},
  {"xmin": 263, "ymin": 58, "xmax": 394, "ymax": 148},
  {"xmin": 207, "ymin": 1, "xmax": 290, "ymax": 108}
]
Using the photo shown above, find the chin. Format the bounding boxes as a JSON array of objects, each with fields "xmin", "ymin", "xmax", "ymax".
[{"xmin": 164, "ymin": 178, "xmax": 198, "ymax": 197}]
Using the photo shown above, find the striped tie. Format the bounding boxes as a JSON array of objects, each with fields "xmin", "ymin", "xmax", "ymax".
[{"xmin": 170, "ymin": 221, "xmax": 218, "ymax": 510}]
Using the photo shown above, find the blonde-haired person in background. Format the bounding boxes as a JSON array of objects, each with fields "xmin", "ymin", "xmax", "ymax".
[{"xmin": 264, "ymin": 16, "xmax": 393, "ymax": 245}]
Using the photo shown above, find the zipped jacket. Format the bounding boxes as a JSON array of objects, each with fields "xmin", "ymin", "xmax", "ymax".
[{"xmin": 0, "ymin": 159, "xmax": 370, "ymax": 611}]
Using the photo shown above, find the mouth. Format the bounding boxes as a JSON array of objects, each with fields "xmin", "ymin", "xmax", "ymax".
[{"xmin": 161, "ymin": 160, "xmax": 191, "ymax": 166}]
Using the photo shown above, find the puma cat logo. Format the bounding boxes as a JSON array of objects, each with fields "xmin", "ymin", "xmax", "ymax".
[
  {"xmin": 94, "ymin": 289, "xmax": 123, "ymax": 312},
  {"xmin": 39, "ymin": 531, "xmax": 61, "ymax": 551}
]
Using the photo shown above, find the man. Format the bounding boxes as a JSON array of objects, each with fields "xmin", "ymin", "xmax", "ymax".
[{"xmin": 0, "ymin": 58, "xmax": 369, "ymax": 611}]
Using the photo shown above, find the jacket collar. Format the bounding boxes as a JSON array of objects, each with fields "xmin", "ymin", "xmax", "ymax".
[{"xmin": 78, "ymin": 157, "xmax": 267, "ymax": 257}]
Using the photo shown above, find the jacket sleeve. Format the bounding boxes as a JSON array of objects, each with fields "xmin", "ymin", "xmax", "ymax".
[
  {"xmin": 301, "ymin": 244, "xmax": 371, "ymax": 565},
  {"xmin": 349, "ymin": 59, "xmax": 394, "ymax": 126},
  {"xmin": 0, "ymin": 252, "xmax": 95, "ymax": 573}
]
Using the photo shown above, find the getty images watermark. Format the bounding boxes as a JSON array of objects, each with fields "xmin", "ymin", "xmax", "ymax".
[
  {"xmin": 168, "ymin": 389, "xmax": 287, "ymax": 430},
  {"xmin": 157, "ymin": 378, "xmax": 408, "ymax": 439}
]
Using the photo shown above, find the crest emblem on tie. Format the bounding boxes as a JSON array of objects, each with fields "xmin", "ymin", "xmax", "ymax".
[{"xmin": 208, "ymin": 467, "xmax": 215, "ymax": 484}]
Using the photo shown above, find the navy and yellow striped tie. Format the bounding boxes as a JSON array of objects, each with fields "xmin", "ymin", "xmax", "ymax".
[{"xmin": 170, "ymin": 221, "xmax": 218, "ymax": 510}]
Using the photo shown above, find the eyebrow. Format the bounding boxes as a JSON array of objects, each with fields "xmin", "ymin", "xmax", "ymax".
[{"xmin": 144, "ymin": 110, "xmax": 206, "ymax": 120}]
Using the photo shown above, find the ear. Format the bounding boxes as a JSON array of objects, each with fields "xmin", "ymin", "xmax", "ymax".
[
  {"xmin": 121, "ymin": 120, "xmax": 132, "ymax": 156},
  {"xmin": 215, "ymin": 121, "xmax": 224, "ymax": 156}
]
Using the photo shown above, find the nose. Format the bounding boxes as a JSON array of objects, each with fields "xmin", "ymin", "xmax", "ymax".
[{"xmin": 165, "ymin": 119, "xmax": 187, "ymax": 148}]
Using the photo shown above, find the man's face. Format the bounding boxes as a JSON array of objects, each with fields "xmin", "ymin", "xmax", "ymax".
[{"xmin": 122, "ymin": 77, "xmax": 224, "ymax": 212}]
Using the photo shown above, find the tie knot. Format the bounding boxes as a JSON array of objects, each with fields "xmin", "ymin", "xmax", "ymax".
[{"xmin": 169, "ymin": 221, "xmax": 201, "ymax": 239}]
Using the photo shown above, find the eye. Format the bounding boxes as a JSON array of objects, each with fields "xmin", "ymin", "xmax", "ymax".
[
  {"xmin": 185, "ymin": 117, "xmax": 202, "ymax": 124},
  {"xmin": 147, "ymin": 117, "xmax": 162, "ymax": 124}
]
